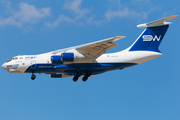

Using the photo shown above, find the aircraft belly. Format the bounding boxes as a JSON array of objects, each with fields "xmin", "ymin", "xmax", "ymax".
[{"xmin": 24, "ymin": 63, "xmax": 137, "ymax": 75}]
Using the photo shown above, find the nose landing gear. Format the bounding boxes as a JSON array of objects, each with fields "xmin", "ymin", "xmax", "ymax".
[{"xmin": 31, "ymin": 73, "xmax": 36, "ymax": 80}]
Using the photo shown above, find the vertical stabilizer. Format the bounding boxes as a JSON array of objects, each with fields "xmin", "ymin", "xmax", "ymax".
[{"xmin": 129, "ymin": 15, "xmax": 178, "ymax": 52}]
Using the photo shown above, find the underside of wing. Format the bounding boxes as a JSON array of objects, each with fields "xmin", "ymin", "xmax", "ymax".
[
  {"xmin": 76, "ymin": 36, "xmax": 125, "ymax": 59},
  {"xmin": 50, "ymin": 36, "xmax": 125, "ymax": 59}
]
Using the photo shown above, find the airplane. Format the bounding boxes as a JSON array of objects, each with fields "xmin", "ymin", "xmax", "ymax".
[{"xmin": 2, "ymin": 15, "xmax": 178, "ymax": 82}]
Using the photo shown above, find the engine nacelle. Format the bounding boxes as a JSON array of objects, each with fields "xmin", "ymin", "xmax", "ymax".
[
  {"xmin": 61, "ymin": 53, "xmax": 75, "ymax": 62},
  {"xmin": 51, "ymin": 55, "xmax": 63, "ymax": 65},
  {"xmin": 51, "ymin": 50, "xmax": 85, "ymax": 65}
]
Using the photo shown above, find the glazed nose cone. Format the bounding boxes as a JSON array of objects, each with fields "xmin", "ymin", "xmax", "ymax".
[{"xmin": 2, "ymin": 63, "xmax": 6, "ymax": 69}]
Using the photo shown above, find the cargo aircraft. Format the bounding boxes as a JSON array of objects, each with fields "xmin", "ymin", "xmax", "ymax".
[{"xmin": 2, "ymin": 15, "xmax": 178, "ymax": 82}]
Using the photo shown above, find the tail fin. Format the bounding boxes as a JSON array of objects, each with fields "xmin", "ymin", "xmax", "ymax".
[{"xmin": 129, "ymin": 15, "xmax": 178, "ymax": 52}]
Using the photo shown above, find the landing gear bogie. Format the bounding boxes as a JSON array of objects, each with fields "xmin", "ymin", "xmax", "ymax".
[
  {"xmin": 82, "ymin": 71, "xmax": 91, "ymax": 82},
  {"xmin": 73, "ymin": 71, "xmax": 82, "ymax": 82},
  {"xmin": 73, "ymin": 76, "xmax": 78, "ymax": 82},
  {"xmin": 82, "ymin": 76, "xmax": 88, "ymax": 82}
]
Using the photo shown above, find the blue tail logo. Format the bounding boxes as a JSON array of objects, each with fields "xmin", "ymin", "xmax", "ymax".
[
  {"xmin": 129, "ymin": 25, "xmax": 169, "ymax": 52},
  {"xmin": 143, "ymin": 35, "xmax": 161, "ymax": 41}
]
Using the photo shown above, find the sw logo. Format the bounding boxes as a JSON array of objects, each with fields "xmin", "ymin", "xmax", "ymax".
[{"xmin": 143, "ymin": 35, "xmax": 161, "ymax": 41}]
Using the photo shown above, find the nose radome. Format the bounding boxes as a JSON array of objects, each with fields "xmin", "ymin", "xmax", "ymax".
[{"xmin": 2, "ymin": 63, "xmax": 6, "ymax": 69}]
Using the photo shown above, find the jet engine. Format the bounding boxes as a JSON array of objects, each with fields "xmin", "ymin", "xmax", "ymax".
[
  {"xmin": 51, "ymin": 50, "xmax": 85, "ymax": 65},
  {"xmin": 51, "ymin": 55, "xmax": 63, "ymax": 65}
]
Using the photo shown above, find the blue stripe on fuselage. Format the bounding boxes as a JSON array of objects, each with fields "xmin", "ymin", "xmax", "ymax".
[{"xmin": 25, "ymin": 63, "xmax": 137, "ymax": 75}]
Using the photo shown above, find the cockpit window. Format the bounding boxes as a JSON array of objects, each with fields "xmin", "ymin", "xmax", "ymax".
[
  {"xmin": 13, "ymin": 57, "xmax": 18, "ymax": 60},
  {"xmin": 6, "ymin": 57, "xmax": 18, "ymax": 62}
]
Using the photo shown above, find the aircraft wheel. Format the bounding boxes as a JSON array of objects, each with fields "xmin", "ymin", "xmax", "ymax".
[
  {"xmin": 82, "ymin": 76, "xmax": 88, "ymax": 82},
  {"xmin": 73, "ymin": 76, "xmax": 78, "ymax": 82},
  {"xmin": 73, "ymin": 71, "xmax": 82, "ymax": 82},
  {"xmin": 82, "ymin": 71, "xmax": 91, "ymax": 82},
  {"xmin": 31, "ymin": 74, "xmax": 36, "ymax": 80}
]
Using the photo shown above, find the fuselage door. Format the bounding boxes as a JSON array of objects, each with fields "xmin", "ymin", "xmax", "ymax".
[{"xmin": 31, "ymin": 60, "xmax": 36, "ymax": 69}]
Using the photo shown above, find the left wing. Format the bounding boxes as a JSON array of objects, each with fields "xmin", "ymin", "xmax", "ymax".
[{"xmin": 51, "ymin": 36, "xmax": 125, "ymax": 59}]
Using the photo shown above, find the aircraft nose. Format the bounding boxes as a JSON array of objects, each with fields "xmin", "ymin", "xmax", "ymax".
[
  {"xmin": 2, "ymin": 63, "xmax": 9, "ymax": 72},
  {"xmin": 2, "ymin": 63, "xmax": 6, "ymax": 69},
  {"xmin": 2, "ymin": 63, "xmax": 20, "ymax": 73}
]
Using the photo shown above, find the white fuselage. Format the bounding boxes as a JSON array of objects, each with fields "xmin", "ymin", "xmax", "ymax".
[{"xmin": 2, "ymin": 49, "xmax": 162, "ymax": 74}]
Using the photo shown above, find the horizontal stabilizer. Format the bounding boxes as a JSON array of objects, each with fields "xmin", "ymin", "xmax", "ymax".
[{"xmin": 137, "ymin": 15, "xmax": 178, "ymax": 28}]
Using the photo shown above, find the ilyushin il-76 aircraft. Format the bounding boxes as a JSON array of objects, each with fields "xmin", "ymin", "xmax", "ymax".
[{"xmin": 2, "ymin": 15, "xmax": 178, "ymax": 82}]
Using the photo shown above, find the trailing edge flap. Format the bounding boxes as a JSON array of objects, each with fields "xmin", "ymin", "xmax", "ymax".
[{"xmin": 76, "ymin": 36, "xmax": 125, "ymax": 59}]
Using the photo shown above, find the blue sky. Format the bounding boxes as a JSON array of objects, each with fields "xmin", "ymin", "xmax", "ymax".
[{"xmin": 0, "ymin": 0, "xmax": 180, "ymax": 120}]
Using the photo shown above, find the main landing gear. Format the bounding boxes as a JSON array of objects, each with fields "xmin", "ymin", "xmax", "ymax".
[
  {"xmin": 73, "ymin": 71, "xmax": 82, "ymax": 82},
  {"xmin": 73, "ymin": 71, "xmax": 92, "ymax": 82},
  {"xmin": 31, "ymin": 73, "xmax": 36, "ymax": 80},
  {"xmin": 82, "ymin": 71, "xmax": 91, "ymax": 82}
]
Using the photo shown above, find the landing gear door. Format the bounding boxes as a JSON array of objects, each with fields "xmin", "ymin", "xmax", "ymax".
[{"xmin": 31, "ymin": 60, "xmax": 36, "ymax": 69}]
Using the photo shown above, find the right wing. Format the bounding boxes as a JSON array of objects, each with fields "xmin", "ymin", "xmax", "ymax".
[
  {"xmin": 51, "ymin": 36, "xmax": 125, "ymax": 59},
  {"xmin": 75, "ymin": 36, "xmax": 125, "ymax": 59}
]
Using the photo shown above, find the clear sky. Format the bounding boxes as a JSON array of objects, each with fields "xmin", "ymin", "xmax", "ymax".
[{"xmin": 0, "ymin": 0, "xmax": 180, "ymax": 120}]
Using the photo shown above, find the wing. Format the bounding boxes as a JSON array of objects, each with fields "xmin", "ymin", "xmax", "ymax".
[
  {"xmin": 51, "ymin": 36, "xmax": 125, "ymax": 59},
  {"xmin": 76, "ymin": 36, "xmax": 125, "ymax": 59}
]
